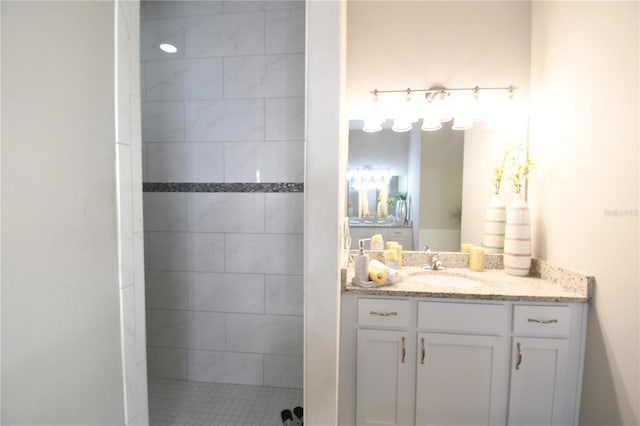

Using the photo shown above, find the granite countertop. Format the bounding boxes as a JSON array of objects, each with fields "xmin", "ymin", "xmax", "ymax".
[{"xmin": 342, "ymin": 252, "xmax": 594, "ymax": 303}]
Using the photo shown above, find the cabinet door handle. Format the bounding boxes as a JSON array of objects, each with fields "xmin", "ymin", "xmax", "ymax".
[
  {"xmin": 420, "ymin": 337, "xmax": 426, "ymax": 365},
  {"xmin": 370, "ymin": 311, "xmax": 398, "ymax": 317},
  {"xmin": 401, "ymin": 337, "xmax": 406, "ymax": 364},
  {"xmin": 527, "ymin": 318, "xmax": 558, "ymax": 324},
  {"xmin": 515, "ymin": 342, "xmax": 522, "ymax": 370}
]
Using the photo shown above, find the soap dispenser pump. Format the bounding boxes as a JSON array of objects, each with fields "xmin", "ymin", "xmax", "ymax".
[{"xmin": 354, "ymin": 239, "xmax": 370, "ymax": 283}]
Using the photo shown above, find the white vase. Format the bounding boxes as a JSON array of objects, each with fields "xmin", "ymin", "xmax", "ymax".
[
  {"xmin": 503, "ymin": 193, "xmax": 532, "ymax": 276},
  {"xmin": 482, "ymin": 194, "xmax": 506, "ymax": 254}
]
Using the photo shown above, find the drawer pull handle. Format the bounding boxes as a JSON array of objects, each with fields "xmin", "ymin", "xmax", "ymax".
[
  {"xmin": 527, "ymin": 318, "xmax": 558, "ymax": 324},
  {"xmin": 370, "ymin": 311, "xmax": 398, "ymax": 317},
  {"xmin": 515, "ymin": 342, "xmax": 522, "ymax": 370},
  {"xmin": 421, "ymin": 337, "xmax": 426, "ymax": 365},
  {"xmin": 401, "ymin": 337, "xmax": 406, "ymax": 364}
]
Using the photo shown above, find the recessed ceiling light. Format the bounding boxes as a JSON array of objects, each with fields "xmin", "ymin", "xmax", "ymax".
[{"xmin": 159, "ymin": 43, "xmax": 177, "ymax": 53}]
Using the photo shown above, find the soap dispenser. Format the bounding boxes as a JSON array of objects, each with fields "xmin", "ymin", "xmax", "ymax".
[{"xmin": 354, "ymin": 239, "xmax": 370, "ymax": 283}]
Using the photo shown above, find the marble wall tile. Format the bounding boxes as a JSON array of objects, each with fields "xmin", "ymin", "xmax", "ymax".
[
  {"xmin": 120, "ymin": 283, "xmax": 138, "ymax": 423},
  {"xmin": 187, "ymin": 193, "xmax": 265, "ymax": 233},
  {"xmin": 265, "ymin": 97, "xmax": 304, "ymax": 140},
  {"xmin": 147, "ymin": 232, "xmax": 225, "ymax": 272},
  {"xmin": 141, "ymin": 0, "xmax": 306, "ymax": 386},
  {"xmin": 117, "ymin": 144, "xmax": 135, "ymax": 288},
  {"xmin": 187, "ymin": 311, "xmax": 226, "ymax": 350},
  {"xmin": 147, "ymin": 309, "xmax": 188, "ymax": 348},
  {"xmin": 147, "ymin": 347, "xmax": 187, "ymax": 380},
  {"xmin": 222, "ymin": 142, "xmax": 261, "ymax": 183},
  {"xmin": 225, "ymin": 234, "xmax": 303, "ymax": 275},
  {"xmin": 146, "ymin": 142, "xmax": 225, "ymax": 182},
  {"xmin": 265, "ymin": 193, "xmax": 303, "ymax": 234},
  {"xmin": 131, "ymin": 358, "xmax": 149, "ymax": 425},
  {"xmin": 189, "ymin": 272, "xmax": 265, "ymax": 314},
  {"xmin": 188, "ymin": 350, "xmax": 263, "ymax": 385},
  {"xmin": 143, "ymin": 1, "xmax": 222, "ymax": 20},
  {"xmin": 265, "ymin": 8, "xmax": 305, "ymax": 54},
  {"xmin": 264, "ymin": 354, "xmax": 303, "ymax": 388},
  {"xmin": 264, "ymin": 1, "xmax": 305, "ymax": 10},
  {"xmin": 117, "ymin": 8, "xmax": 132, "ymax": 146},
  {"xmin": 223, "ymin": 141, "xmax": 303, "ymax": 182},
  {"xmin": 141, "ymin": 143, "xmax": 148, "ymax": 182},
  {"xmin": 185, "ymin": 12, "xmax": 265, "ymax": 58},
  {"xmin": 131, "ymin": 98, "xmax": 144, "ymax": 232},
  {"xmin": 222, "ymin": 1, "xmax": 265, "ymax": 14},
  {"xmin": 224, "ymin": 54, "xmax": 304, "ymax": 98},
  {"xmin": 145, "ymin": 270, "xmax": 189, "ymax": 310},
  {"xmin": 265, "ymin": 274, "xmax": 303, "ymax": 315},
  {"xmin": 186, "ymin": 100, "xmax": 264, "ymax": 141},
  {"xmin": 256, "ymin": 141, "xmax": 304, "ymax": 182},
  {"xmin": 226, "ymin": 313, "xmax": 302, "ymax": 355},
  {"xmin": 133, "ymin": 233, "xmax": 147, "ymax": 363},
  {"xmin": 145, "ymin": 58, "xmax": 223, "ymax": 101},
  {"xmin": 143, "ymin": 192, "xmax": 188, "ymax": 232},
  {"xmin": 140, "ymin": 17, "xmax": 185, "ymax": 61},
  {"xmin": 141, "ymin": 101, "xmax": 185, "ymax": 142}
]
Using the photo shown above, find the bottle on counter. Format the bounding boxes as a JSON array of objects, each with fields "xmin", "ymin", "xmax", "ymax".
[{"xmin": 355, "ymin": 239, "xmax": 370, "ymax": 282}]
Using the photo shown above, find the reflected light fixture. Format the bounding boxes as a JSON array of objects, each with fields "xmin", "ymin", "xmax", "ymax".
[
  {"xmin": 362, "ymin": 117, "xmax": 383, "ymax": 133},
  {"xmin": 159, "ymin": 43, "xmax": 178, "ymax": 53}
]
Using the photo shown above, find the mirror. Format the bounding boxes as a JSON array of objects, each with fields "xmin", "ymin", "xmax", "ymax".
[{"xmin": 348, "ymin": 120, "xmax": 464, "ymax": 252}]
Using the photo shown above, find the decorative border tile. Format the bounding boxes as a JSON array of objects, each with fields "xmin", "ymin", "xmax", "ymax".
[{"xmin": 143, "ymin": 182, "xmax": 304, "ymax": 193}]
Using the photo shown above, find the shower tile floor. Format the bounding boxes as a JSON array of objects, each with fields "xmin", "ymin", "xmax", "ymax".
[{"xmin": 148, "ymin": 378, "xmax": 303, "ymax": 426}]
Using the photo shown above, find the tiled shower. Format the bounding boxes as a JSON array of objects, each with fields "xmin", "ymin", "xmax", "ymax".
[{"xmin": 140, "ymin": 0, "xmax": 304, "ymax": 421}]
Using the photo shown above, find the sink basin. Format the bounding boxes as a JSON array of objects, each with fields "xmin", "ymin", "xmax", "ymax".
[{"xmin": 409, "ymin": 272, "xmax": 482, "ymax": 288}]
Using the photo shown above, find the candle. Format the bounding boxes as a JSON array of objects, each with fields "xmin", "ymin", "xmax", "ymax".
[
  {"xmin": 394, "ymin": 244, "xmax": 403, "ymax": 269},
  {"xmin": 461, "ymin": 243, "xmax": 474, "ymax": 253},
  {"xmin": 469, "ymin": 246, "xmax": 485, "ymax": 272}
]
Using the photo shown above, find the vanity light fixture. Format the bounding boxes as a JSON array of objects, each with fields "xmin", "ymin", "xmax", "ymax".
[
  {"xmin": 364, "ymin": 84, "xmax": 517, "ymax": 133},
  {"xmin": 392, "ymin": 117, "xmax": 412, "ymax": 132},
  {"xmin": 159, "ymin": 43, "xmax": 178, "ymax": 53}
]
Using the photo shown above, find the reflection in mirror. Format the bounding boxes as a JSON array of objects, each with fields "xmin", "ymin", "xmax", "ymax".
[{"xmin": 348, "ymin": 120, "xmax": 464, "ymax": 252}]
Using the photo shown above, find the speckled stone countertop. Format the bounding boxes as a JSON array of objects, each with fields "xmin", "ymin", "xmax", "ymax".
[{"xmin": 343, "ymin": 251, "xmax": 594, "ymax": 303}]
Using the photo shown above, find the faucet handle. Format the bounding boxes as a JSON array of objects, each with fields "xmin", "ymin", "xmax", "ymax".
[{"xmin": 424, "ymin": 244, "xmax": 430, "ymax": 253}]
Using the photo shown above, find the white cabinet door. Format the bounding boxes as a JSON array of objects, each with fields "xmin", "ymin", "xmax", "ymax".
[
  {"xmin": 415, "ymin": 332, "xmax": 508, "ymax": 426},
  {"xmin": 507, "ymin": 337, "xmax": 569, "ymax": 426},
  {"xmin": 356, "ymin": 329, "xmax": 413, "ymax": 426},
  {"xmin": 387, "ymin": 228, "xmax": 413, "ymax": 250}
]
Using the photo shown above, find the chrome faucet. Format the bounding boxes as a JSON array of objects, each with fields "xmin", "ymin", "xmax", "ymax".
[{"xmin": 423, "ymin": 245, "xmax": 446, "ymax": 270}]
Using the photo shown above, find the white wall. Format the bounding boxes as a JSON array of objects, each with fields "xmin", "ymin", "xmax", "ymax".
[
  {"xmin": 1, "ymin": 1, "xmax": 127, "ymax": 423},
  {"xmin": 528, "ymin": 2, "xmax": 639, "ymax": 423},
  {"xmin": 305, "ymin": 0, "xmax": 346, "ymax": 423}
]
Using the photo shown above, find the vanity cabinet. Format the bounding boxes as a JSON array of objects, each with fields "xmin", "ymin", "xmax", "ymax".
[
  {"xmin": 414, "ymin": 301, "xmax": 509, "ymax": 425},
  {"xmin": 507, "ymin": 304, "xmax": 582, "ymax": 426},
  {"xmin": 349, "ymin": 226, "xmax": 413, "ymax": 250},
  {"xmin": 355, "ymin": 299, "xmax": 413, "ymax": 426},
  {"xmin": 356, "ymin": 329, "xmax": 413, "ymax": 425},
  {"xmin": 339, "ymin": 295, "xmax": 588, "ymax": 426}
]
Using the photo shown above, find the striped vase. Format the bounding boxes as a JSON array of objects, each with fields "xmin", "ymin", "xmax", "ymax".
[
  {"xmin": 503, "ymin": 193, "xmax": 532, "ymax": 276},
  {"xmin": 482, "ymin": 195, "xmax": 506, "ymax": 253}
]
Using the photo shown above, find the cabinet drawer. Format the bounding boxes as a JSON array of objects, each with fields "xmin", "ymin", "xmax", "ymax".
[
  {"xmin": 358, "ymin": 298, "xmax": 411, "ymax": 327},
  {"xmin": 387, "ymin": 228, "xmax": 411, "ymax": 238},
  {"xmin": 418, "ymin": 301, "xmax": 506, "ymax": 334},
  {"xmin": 512, "ymin": 305, "xmax": 570, "ymax": 336}
]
